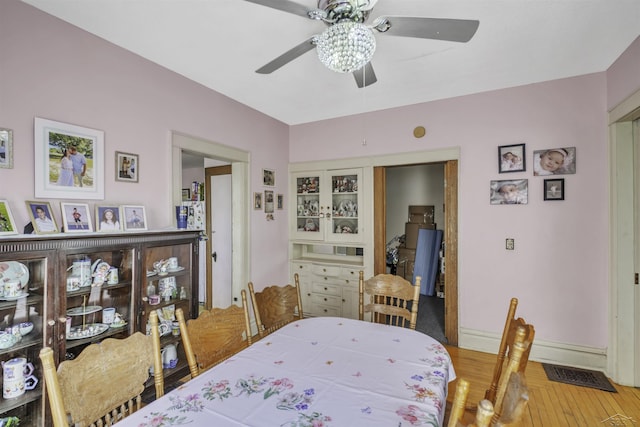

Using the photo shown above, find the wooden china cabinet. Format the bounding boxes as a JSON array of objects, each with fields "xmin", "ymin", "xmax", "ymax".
[{"xmin": 0, "ymin": 230, "xmax": 199, "ymax": 426}]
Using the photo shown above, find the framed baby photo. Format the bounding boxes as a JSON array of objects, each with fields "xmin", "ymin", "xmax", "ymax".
[
  {"xmin": 533, "ymin": 147, "xmax": 576, "ymax": 176},
  {"xmin": 122, "ymin": 205, "xmax": 147, "ymax": 231},
  {"xmin": 263, "ymin": 168, "xmax": 275, "ymax": 187},
  {"xmin": 544, "ymin": 178, "xmax": 565, "ymax": 201},
  {"xmin": 490, "ymin": 179, "xmax": 528, "ymax": 205},
  {"xmin": 61, "ymin": 202, "xmax": 93, "ymax": 232},
  {"xmin": 498, "ymin": 143, "xmax": 526, "ymax": 173},
  {"xmin": 96, "ymin": 205, "xmax": 123, "ymax": 232},
  {"xmin": 26, "ymin": 201, "xmax": 59, "ymax": 234},
  {"xmin": 115, "ymin": 151, "xmax": 138, "ymax": 183},
  {"xmin": 264, "ymin": 190, "xmax": 274, "ymax": 213},
  {"xmin": 34, "ymin": 117, "xmax": 105, "ymax": 200},
  {"xmin": 0, "ymin": 200, "xmax": 18, "ymax": 235},
  {"xmin": 253, "ymin": 192, "xmax": 262, "ymax": 210}
]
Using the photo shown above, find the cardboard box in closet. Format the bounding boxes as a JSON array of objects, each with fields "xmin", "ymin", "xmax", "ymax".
[
  {"xmin": 408, "ymin": 205, "xmax": 435, "ymax": 224},
  {"xmin": 404, "ymin": 222, "xmax": 436, "ymax": 250}
]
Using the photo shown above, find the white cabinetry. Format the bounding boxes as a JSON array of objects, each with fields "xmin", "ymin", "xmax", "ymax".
[{"xmin": 291, "ymin": 169, "xmax": 362, "ymax": 243}]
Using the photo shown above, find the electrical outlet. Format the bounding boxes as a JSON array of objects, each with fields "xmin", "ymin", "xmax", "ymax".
[{"xmin": 506, "ymin": 238, "xmax": 515, "ymax": 250}]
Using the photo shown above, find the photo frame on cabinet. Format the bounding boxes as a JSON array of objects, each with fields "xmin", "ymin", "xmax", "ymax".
[
  {"xmin": 490, "ymin": 179, "xmax": 528, "ymax": 205},
  {"xmin": 0, "ymin": 200, "xmax": 18, "ymax": 235},
  {"xmin": 122, "ymin": 205, "xmax": 148, "ymax": 231},
  {"xmin": 254, "ymin": 192, "xmax": 262, "ymax": 210},
  {"xmin": 544, "ymin": 178, "xmax": 565, "ymax": 201},
  {"xmin": 181, "ymin": 188, "xmax": 191, "ymax": 201},
  {"xmin": 115, "ymin": 151, "xmax": 138, "ymax": 183},
  {"xmin": 96, "ymin": 205, "xmax": 123, "ymax": 232},
  {"xmin": 26, "ymin": 201, "xmax": 59, "ymax": 234},
  {"xmin": 263, "ymin": 168, "xmax": 275, "ymax": 186},
  {"xmin": 264, "ymin": 190, "xmax": 274, "ymax": 213},
  {"xmin": 0, "ymin": 128, "xmax": 13, "ymax": 169},
  {"xmin": 533, "ymin": 147, "xmax": 576, "ymax": 176},
  {"xmin": 34, "ymin": 117, "xmax": 104, "ymax": 200},
  {"xmin": 498, "ymin": 143, "xmax": 526, "ymax": 173},
  {"xmin": 61, "ymin": 202, "xmax": 93, "ymax": 232},
  {"xmin": 277, "ymin": 194, "xmax": 283, "ymax": 210}
]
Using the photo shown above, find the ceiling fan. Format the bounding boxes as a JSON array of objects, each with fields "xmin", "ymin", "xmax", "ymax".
[{"xmin": 243, "ymin": 0, "xmax": 479, "ymax": 88}]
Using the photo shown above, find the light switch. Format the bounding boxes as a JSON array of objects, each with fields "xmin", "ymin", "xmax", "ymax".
[{"xmin": 506, "ymin": 238, "xmax": 515, "ymax": 250}]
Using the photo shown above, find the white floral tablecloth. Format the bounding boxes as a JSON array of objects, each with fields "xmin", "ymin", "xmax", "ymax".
[{"xmin": 119, "ymin": 317, "xmax": 455, "ymax": 427}]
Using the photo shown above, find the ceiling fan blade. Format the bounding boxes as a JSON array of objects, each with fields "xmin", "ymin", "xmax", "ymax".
[
  {"xmin": 242, "ymin": 0, "xmax": 311, "ymax": 19},
  {"xmin": 375, "ymin": 16, "xmax": 479, "ymax": 43},
  {"xmin": 353, "ymin": 63, "xmax": 377, "ymax": 88},
  {"xmin": 256, "ymin": 37, "xmax": 316, "ymax": 74}
]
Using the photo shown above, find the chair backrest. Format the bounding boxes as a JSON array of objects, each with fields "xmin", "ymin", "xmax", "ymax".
[
  {"xmin": 248, "ymin": 273, "xmax": 303, "ymax": 337},
  {"xmin": 176, "ymin": 290, "xmax": 252, "ymax": 379},
  {"xmin": 491, "ymin": 339, "xmax": 531, "ymax": 424},
  {"xmin": 448, "ymin": 379, "xmax": 495, "ymax": 427},
  {"xmin": 358, "ymin": 271, "xmax": 421, "ymax": 330},
  {"xmin": 39, "ymin": 311, "xmax": 163, "ymax": 427},
  {"xmin": 484, "ymin": 298, "xmax": 535, "ymax": 404}
]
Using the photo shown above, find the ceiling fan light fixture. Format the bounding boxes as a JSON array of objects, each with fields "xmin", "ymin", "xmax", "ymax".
[{"xmin": 315, "ymin": 21, "xmax": 376, "ymax": 73}]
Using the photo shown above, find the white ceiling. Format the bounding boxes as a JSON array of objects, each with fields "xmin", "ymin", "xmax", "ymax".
[{"xmin": 21, "ymin": 0, "xmax": 640, "ymax": 126}]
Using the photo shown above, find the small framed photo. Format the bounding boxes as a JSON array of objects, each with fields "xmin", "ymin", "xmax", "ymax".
[
  {"xmin": 96, "ymin": 205, "xmax": 123, "ymax": 232},
  {"xmin": 277, "ymin": 194, "xmax": 283, "ymax": 210},
  {"xmin": 490, "ymin": 179, "xmax": 528, "ymax": 205},
  {"xmin": 181, "ymin": 188, "xmax": 191, "ymax": 201},
  {"xmin": 115, "ymin": 151, "xmax": 138, "ymax": 183},
  {"xmin": 61, "ymin": 203, "xmax": 93, "ymax": 232},
  {"xmin": 34, "ymin": 117, "xmax": 104, "ymax": 200},
  {"xmin": 122, "ymin": 205, "xmax": 147, "ymax": 231},
  {"xmin": 254, "ymin": 192, "xmax": 262, "ymax": 210},
  {"xmin": 26, "ymin": 201, "xmax": 59, "ymax": 234},
  {"xmin": 264, "ymin": 190, "xmax": 274, "ymax": 213},
  {"xmin": 263, "ymin": 168, "xmax": 275, "ymax": 186},
  {"xmin": 533, "ymin": 147, "xmax": 576, "ymax": 176},
  {"xmin": 544, "ymin": 178, "xmax": 565, "ymax": 201},
  {"xmin": 498, "ymin": 143, "xmax": 526, "ymax": 173},
  {"xmin": 0, "ymin": 128, "xmax": 13, "ymax": 169},
  {"xmin": 0, "ymin": 200, "xmax": 18, "ymax": 235}
]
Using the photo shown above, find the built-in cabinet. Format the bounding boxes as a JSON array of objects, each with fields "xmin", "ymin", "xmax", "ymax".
[
  {"xmin": 0, "ymin": 230, "xmax": 199, "ymax": 426},
  {"xmin": 290, "ymin": 166, "xmax": 371, "ymax": 319}
]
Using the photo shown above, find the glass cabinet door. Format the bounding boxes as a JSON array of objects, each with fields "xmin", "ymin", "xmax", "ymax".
[
  {"xmin": 292, "ymin": 172, "xmax": 324, "ymax": 241},
  {"xmin": 0, "ymin": 254, "xmax": 50, "ymax": 426},
  {"xmin": 328, "ymin": 170, "xmax": 360, "ymax": 241}
]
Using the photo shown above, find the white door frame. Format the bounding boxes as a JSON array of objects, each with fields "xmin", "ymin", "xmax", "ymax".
[
  {"xmin": 608, "ymin": 89, "xmax": 640, "ymax": 386},
  {"xmin": 171, "ymin": 131, "xmax": 250, "ymax": 308}
]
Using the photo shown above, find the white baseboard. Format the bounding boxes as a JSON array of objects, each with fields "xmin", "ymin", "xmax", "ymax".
[{"xmin": 459, "ymin": 327, "xmax": 608, "ymax": 373}]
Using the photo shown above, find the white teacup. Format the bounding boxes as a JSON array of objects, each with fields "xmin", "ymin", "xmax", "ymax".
[
  {"xmin": 167, "ymin": 257, "xmax": 179, "ymax": 270},
  {"xmin": 3, "ymin": 279, "xmax": 21, "ymax": 298}
]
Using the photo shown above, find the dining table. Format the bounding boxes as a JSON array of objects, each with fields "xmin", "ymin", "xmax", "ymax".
[{"xmin": 118, "ymin": 316, "xmax": 456, "ymax": 426}]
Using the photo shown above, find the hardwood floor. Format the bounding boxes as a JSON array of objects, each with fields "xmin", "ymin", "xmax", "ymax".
[{"xmin": 444, "ymin": 346, "xmax": 640, "ymax": 426}]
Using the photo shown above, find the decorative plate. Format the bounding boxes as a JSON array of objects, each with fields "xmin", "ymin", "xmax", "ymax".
[
  {"xmin": 109, "ymin": 321, "xmax": 127, "ymax": 329},
  {"xmin": 0, "ymin": 261, "xmax": 29, "ymax": 289},
  {"xmin": 67, "ymin": 305, "xmax": 102, "ymax": 316},
  {"xmin": 66, "ymin": 323, "xmax": 109, "ymax": 340},
  {"xmin": 0, "ymin": 293, "xmax": 29, "ymax": 301}
]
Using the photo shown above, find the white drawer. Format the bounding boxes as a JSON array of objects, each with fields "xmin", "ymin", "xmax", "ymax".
[
  {"xmin": 310, "ymin": 294, "xmax": 342, "ymax": 307},
  {"xmin": 340, "ymin": 267, "xmax": 360, "ymax": 285},
  {"xmin": 311, "ymin": 304, "xmax": 341, "ymax": 317},
  {"xmin": 312, "ymin": 282, "xmax": 341, "ymax": 297},
  {"xmin": 292, "ymin": 262, "xmax": 311, "ymax": 275},
  {"xmin": 311, "ymin": 264, "xmax": 341, "ymax": 277}
]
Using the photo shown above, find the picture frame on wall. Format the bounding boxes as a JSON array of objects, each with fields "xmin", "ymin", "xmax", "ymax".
[
  {"xmin": 544, "ymin": 178, "xmax": 565, "ymax": 201},
  {"xmin": 498, "ymin": 143, "xmax": 526, "ymax": 173},
  {"xmin": 61, "ymin": 202, "xmax": 93, "ymax": 232},
  {"xmin": 533, "ymin": 147, "xmax": 576, "ymax": 176},
  {"xmin": 182, "ymin": 188, "xmax": 191, "ymax": 201},
  {"xmin": 263, "ymin": 168, "xmax": 275, "ymax": 186},
  {"xmin": 254, "ymin": 192, "xmax": 262, "ymax": 210},
  {"xmin": 122, "ymin": 205, "xmax": 148, "ymax": 231},
  {"xmin": 26, "ymin": 201, "xmax": 59, "ymax": 234},
  {"xmin": 0, "ymin": 200, "xmax": 18, "ymax": 235},
  {"xmin": 277, "ymin": 194, "xmax": 283, "ymax": 210},
  {"xmin": 0, "ymin": 128, "xmax": 13, "ymax": 169},
  {"xmin": 115, "ymin": 151, "xmax": 138, "ymax": 183},
  {"xmin": 264, "ymin": 190, "xmax": 274, "ymax": 213},
  {"xmin": 34, "ymin": 117, "xmax": 105, "ymax": 200},
  {"xmin": 490, "ymin": 179, "xmax": 528, "ymax": 205},
  {"xmin": 96, "ymin": 205, "xmax": 123, "ymax": 232}
]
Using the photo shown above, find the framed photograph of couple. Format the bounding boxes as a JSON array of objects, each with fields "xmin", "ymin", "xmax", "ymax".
[
  {"xmin": 34, "ymin": 117, "xmax": 105, "ymax": 200},
  {"xmin": 498, "ymin": 143, "xmax": 526, "ymax": 173},
  {"xmin": 115, "ymin": 151, "xmax": 138, "ymax": 183}
]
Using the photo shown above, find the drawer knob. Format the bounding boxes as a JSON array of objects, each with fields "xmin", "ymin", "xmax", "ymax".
[
  {"xmin": 324, "ymin": 287, "xmax": 328, "ymax": 291},
  {"xmin": 299, "ymin": 265, "xmax": 303, "ymax": 269},
  {"xmin": 324, "ymin": 298, "xmax": 327, "ymax": 301}
]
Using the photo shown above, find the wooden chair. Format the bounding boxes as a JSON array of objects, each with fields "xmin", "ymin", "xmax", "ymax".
[
  {"xmin": 358, "ymin": 271, "xmax": 421, "ymax": 330},
  {"xmin": 39, "ymin": 311, "xmax": 163, "ymax": 427},
  {"xmin": 176, "ymin": 290, "xmax": 252, "ymax": 379},
  {"xmin": 248, "ymin": 274, "xmax": 303, "ymax": 338},
  {"xmin": 484, "ymin": 297, "xmax": 535, "ymax": 405},
  {"xmin": 448, "ymin": 379, "xmax": 495, "ymax": 427}
]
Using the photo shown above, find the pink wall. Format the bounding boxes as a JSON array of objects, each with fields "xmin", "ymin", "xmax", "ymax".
[
  {"xmin": 0, "ymin": 0, "xmax": 290, "ymax": 288},
  {"xmin": 290, "ymin": 73, "xmax": 612, "ymax": 349},
  {"xmin": 607, "ymin": 36, "xmax": 640, "ymax": 110}
]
